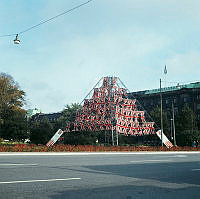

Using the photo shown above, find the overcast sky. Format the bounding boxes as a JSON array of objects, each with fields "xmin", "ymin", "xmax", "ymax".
[{"xmin": 1, "ymin": 0, "xmax": 200, "ymax": 113}]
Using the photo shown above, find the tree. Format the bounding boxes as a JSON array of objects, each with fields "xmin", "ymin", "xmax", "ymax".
[
  {"xmin": 0, "ymin": 108, "xmax": 28, "ymax": 140},
  {"xmin": 56, "ymin": 103, "xmax": 82, "ymax": 130},
  {"xmin": 150, "ymin": 106, "xmax": 169, "ymax": 136},
  {"xmin": 29, "ymin": 118, "xmax": 54, "ymax": 145},
  {"xmin": 176, "ymin": 130, "xmax": 200, "ymax": 146},
  {"xmin": 62, "ymin": 103, "xmax": 82, "ymax": 122},
  {"xmin": 0, "ymin": 73, "xmax": 27, "ymax": 140},
  {"xmin": 176, "ymin": 104, "xmax": 197, "ymax": 132},
  {"xmin": 59, "ymin": 103, "xmax": 99, "ymax": 145},
  {"xmin": 175, "ymin": 104, "xmax": 199, "ymax": 146},
  {"xmin": 0, "ymin": 73, "xmax": 25, "ymax": 112}
]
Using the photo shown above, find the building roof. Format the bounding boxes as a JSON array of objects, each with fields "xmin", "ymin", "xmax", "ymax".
[
  {"xmin": 31, "ymin": 112, "xmax": 62, "ymax": 122},
  {"xmin": 133, "ymin": 82, "xmax": 200, "ymax": 95}
]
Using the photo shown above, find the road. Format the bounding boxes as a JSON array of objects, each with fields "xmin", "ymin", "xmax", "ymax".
[{"xmin": 0, "ymin": 152, "xmax": 200, "ymax": 199}]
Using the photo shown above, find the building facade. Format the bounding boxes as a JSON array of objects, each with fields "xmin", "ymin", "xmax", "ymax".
[
  {"xmin": 31, "ymin": 112, "xmax": 62, "ymax": 122},
  {"xmin": 129, "ymin": 82, "xmax": 200, "ymax": 127}
]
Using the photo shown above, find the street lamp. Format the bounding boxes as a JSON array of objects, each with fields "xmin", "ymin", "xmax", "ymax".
[
  {"xmin": 160, "ymin": 78, "xmax": 163, "ymax": 146},
  {"xmin": 170, "ymin": 118, "xmax": 173, "ymax": 140},
  {"xmin": 172, "ymin": 100, "xmax": 177, "ymax": 146},
  {"xmin": 14, "ymin": 34, "xmax": 20, "ymax": 44}
]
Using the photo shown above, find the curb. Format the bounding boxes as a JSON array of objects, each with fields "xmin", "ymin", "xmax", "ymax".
[{"xmin": 0, "ymin": 151, "xmax": 200, "ymax": 155}]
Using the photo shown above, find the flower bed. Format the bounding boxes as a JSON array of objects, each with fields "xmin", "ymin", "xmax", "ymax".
[{"xmin": 0, "ymin": 144, "xmax": 199, "ymax": 152}]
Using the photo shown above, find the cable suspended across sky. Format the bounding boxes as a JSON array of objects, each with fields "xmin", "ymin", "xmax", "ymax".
[{"xmin": 0, "ymin": 0, "xmax": 93, "ymax": 43}]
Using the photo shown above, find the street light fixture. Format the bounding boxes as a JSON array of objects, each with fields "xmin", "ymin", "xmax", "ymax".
[{"xmin": 14, "ymin": 34, "xmax": 20, "ymax": 44}]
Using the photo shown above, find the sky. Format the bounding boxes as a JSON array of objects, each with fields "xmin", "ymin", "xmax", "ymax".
[{"xmin": 1, "ymin": 0, "xmax": 200, "ymax": 113}]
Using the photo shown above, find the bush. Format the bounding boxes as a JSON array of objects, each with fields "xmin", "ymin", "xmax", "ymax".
[{"xmin": 176, "ymin": 130, "xmax": 200, "ymax": 146}]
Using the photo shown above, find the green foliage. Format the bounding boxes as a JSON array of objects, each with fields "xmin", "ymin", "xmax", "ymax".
[
  {"xmin": 29, "ymin": 118, "xmax": 54, "ymax": 145},
  {"xmin": 54, "ymin": 103, "xmax": 82, "ymax": 131},
  {"xmin": 150, "ymin": 106, "xmax": 169, "ymax": 136},
  {"xmin": 64, "ymin": 131, "xmax": 98, "ymax": 145},
  {"xmin": 176, "ymin": 130, "xmax": 200, "ymax": 146},
  {"xmin": 0, "ymin": 109, "xmax": 28, "ymax": 140},
  {"xmin": 0, "ymin": 73, "xmax": 25, "ymax": 111},
  {"xmin": 28, "ymin": 104, "xmax": 82, "ymax": 145},
  {"xmin": 175, "ymin": 104, "xmax": 199, "ymax": 146},
  {"xmin": 149, "ymin": 104, "xmax": 199, "ymax": 146},
  {"xmin": 175, "ymin": 104, "xmax": 198, "ymax": 132},
  {"xmin": 0, "ymin": 73, "xmax": 27, "ymax": 141},
  {"xmin": 61, "ymin": 103, "xmax": 82, "ymax": 122}
]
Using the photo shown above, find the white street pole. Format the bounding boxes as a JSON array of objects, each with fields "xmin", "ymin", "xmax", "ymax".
[
  {"xmin": 172, "ymin": 101, "xmax": 176, "ymax": 146},
  {"xmin": 111, "ymin": 127, "xmax": 114, "ymax": 146},
  {"xmin": 160, "ymin": 78, "xmax": 163, "ymax": 147}
]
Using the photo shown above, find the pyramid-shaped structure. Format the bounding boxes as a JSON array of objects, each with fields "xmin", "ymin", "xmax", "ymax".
[{"xmin": 68, "ymin": 77, "xmax": 155, "ymax": 136}]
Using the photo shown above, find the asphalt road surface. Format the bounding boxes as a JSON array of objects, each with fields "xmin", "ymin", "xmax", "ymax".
[{"xmin": 0, "ymin": 152, "xmax": 200, "ymax": 199}]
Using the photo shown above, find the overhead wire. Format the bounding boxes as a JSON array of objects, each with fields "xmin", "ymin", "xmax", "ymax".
[
  {"xmin": 0, "ymin": 0, "xmax": 93, "ymax": 38},
  {"xmin": 0, "ymin": 33, "xmax": 16, "ymax": 38}
]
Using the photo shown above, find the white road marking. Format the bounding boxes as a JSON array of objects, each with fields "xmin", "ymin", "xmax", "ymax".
[
  {"xmin": 192, "ymin": 169, "xmax": 200, "ymax": 171},
  {"xmin": 163, "ymin": 155, "xmax": 187, "ymax": 158},
  {"xmin": 174, "ymin": 155, "xmax": 187, "ymax": 157},
  {"xmin": 130, "ymin": 159, "xmax": 173, "ymax": 163},
  {"xmin": 0, "ymin": 164, "xmax": 38, "ymax": 166},
  {"xmin": 0, "ymin": 178, "xmax": 81, "ymax": 184}
]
